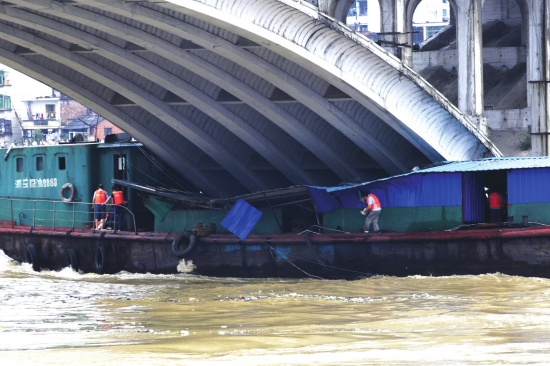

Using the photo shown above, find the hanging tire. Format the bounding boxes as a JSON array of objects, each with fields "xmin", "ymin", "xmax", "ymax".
[
  {"xmin": 171, "ymin": 231, "xmax": 196, "ymax": 258},
  {"xmin": 60, "ymin": 183, "xmax": 76, "ymax": 202},
  {"xmin": 67, "ymin": 248, "xmax": 79, "ymax": 271},
  {"xmin": 25, "ymin": 244, "xmax": 41, "ymax": 272},
  {"xmin": 95, "ymin": 246, "xmax": 106, "ymax": 274}
]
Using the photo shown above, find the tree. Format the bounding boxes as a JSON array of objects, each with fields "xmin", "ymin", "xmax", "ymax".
[{"xmin": 33, "ymin": 129, "xmax": 44, "ymax": 144}]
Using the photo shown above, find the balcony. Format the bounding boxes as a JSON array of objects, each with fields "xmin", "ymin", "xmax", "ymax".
[{"xmin": 22, "ymin": 119, "xmax": 61, "ymax": 129}]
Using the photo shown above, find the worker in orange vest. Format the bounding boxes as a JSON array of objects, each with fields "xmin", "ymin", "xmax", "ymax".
[
  {"xmin": 361, "ymin": 192, "xmax": 382, "ymax": 233},
  {"xmin": 488, "ymin": 190, "xmax": 504, "ymax": 223},
  {"xmin": 92, "ymin": 184, "xmax": 107, "ymax": 229},
  {"xmin": 104, "ymin": 185, "xmax": 125, "ymax": 231}
]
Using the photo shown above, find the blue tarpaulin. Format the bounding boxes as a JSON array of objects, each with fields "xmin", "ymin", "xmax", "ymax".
[
  {"xmin": 307, "ymin": 187, "xmax": 341, "ymax": 213},
  {"xmin": 221, "ymin": 199, "xmax": 263, "ymax": 240},
  {"xmin": 312, "ymin": 173, "xmax": 462, "ymax": 211}
]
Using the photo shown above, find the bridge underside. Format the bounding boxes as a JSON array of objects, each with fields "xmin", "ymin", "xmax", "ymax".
[{"xmin": 0, "ymin": 0, "xmax": 499, "ymax": 197}]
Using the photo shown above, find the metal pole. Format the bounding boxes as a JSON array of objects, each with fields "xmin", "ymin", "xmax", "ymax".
[
  {"xmin": 72, "ymin": 202, "xmax": 76, "ymax": 230},
  {"xmin": 307, "ymin": 190, "xmax": 322, "ymax": 233},
  {"xmin": 53, "ymin": 201, "xmax": 56, "ymax": 230},
  {"xmin": 263, "ymin": 193, "xmax": 282, "ymax": 233}
]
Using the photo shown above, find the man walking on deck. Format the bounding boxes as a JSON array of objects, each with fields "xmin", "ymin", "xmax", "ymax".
[{"xmin": 361, "ymin": 192, "xmax": 382, "ymax": 233}]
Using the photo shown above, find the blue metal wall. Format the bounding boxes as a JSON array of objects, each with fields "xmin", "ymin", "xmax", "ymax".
[
  {"xmin": 371, "ymin": 173, "xmax": 462, "ymax": 207},
  {"xmin": 508, "ymin": 168, "xmax": 550, "ymax": 204},
  {"xmin": 319, "ymin": 172, "xmax": 462, "ymax": 211},
  {"xmin": 462, "ymin": 172, "xmax": 485, "ymax": 222}
]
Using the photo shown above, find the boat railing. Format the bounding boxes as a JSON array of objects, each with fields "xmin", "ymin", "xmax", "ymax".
[{"xmin": 0, "ymin": 197, "xmax": 137, "ymax": 234}]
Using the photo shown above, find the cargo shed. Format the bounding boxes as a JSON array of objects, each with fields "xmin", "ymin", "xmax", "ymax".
[{"xmin": 318, "ymin": 157, "xmax": 550, "ymax": 233}]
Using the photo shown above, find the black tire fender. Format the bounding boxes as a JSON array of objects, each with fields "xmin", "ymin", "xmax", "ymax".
[
  {"xmin": 171, "ymin": 231, "xmax": 196, "ymax": 258},
  {"xmin": 25, "ymin": 244, "xmax": 41, "ymax": 272},
  {"xmin": 67, "ymin": 248, "xmax": 79, "ymax": 271},
  {"xmin": 95, "ymin": 246, "xmax": 106, "ymax": 274},
  {"xmin": 60, "ymin": 183, "xmax": 76, "ymax": 202}
]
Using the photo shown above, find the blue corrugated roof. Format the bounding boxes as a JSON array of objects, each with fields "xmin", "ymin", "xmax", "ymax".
[
  {"xmin": 327, "ymin": 156, "xmax": 550, "ymax": 192},
  {"xmin": 212, "ymin": 157, "xmax": 550, "ymax": 201},
  {"xmin": 418, "ymin": 156, "xmax": 550, "ymax": 173}
]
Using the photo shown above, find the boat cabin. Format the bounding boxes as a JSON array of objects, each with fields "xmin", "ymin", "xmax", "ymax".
[
  {"xmin": 319, "ymin": 157, "xmax": 550, "ymax": 233},
  {"xmin": 0, "ymin": 134, "xmax": 195, "ymax": 231}
]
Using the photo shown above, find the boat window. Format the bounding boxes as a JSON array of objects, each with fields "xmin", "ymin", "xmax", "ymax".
[
  {"xmin": 36, "ymin": 156, "xmax": 44, "ymax": 171},
  {"xmin": 113, "ymin": 154, "xmax": 126, "ymax": 180},
  {"xmin": 58, "ymin": 156, "xmax": 66, "ymax": 170},
  {"xmin": 16, "ymin": 157, "xmax": 23, "ymax": 172}
]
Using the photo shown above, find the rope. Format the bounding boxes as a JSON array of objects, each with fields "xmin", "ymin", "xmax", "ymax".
[
  {"xmin": 305, "ymin": 231, "xmax": 334, "ymax": 275},
  {"xmin": 106, "ymin": 143, "xmax": 203, "ymax": 198},
  {"xmin": 263, "ymin": 240, "xmax": 375, "ymax": 279},
  {"xmin": 264, "ymin": 242, "xmax": 325, "ymax": 280},
  {"xmin": 296, "ymin": 225, "xmax": 351, "ymax": 235}
]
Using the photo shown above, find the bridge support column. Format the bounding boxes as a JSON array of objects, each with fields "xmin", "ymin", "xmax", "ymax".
[
  {"xmin": 528, "ymin": 0, "xmax": 550, "ymax": 156},
  {"xmin": 456, "ymin": 0, "xmax": 486, "ymax": 134},
  {"xmin": 379, "ymin": 0, "xmax": 410, "ymax": 65}
]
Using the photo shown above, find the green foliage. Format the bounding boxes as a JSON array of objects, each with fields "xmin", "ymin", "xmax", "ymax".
[
  {"xmin": 33, "ymin": 129, "xmax": 44, "ymax": 143},
  {"xmin": 519, "ymin": 132, "xmax": 532, "ymax": 151}
]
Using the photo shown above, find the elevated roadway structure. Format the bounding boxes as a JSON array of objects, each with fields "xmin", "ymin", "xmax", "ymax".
[{"xmin": 0, "ymin": 0, "xmax": 502, "ymax": 197}]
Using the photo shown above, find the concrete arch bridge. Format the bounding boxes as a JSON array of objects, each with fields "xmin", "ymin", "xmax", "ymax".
[{"xmin": 0, "ymin": 0, "xmax": 501, "ymax": 197}]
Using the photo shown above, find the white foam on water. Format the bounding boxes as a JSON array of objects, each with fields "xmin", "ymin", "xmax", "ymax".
[{"xmin": 177, "ymin": 259, "xmax": 196, "ymax": 273}]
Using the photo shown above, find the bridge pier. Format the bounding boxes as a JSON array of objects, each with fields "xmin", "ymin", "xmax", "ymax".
[
  {"xmin": 343, "ymin": 0, "xmax": 489, "ymax": 134},
  {"xmin": 315, "ymin": 0, "xmax": 550, "ymax": 154},
  {"xmin": 528, "ymin": 0, "xmax": 550, "ymax": 156},
  {"xmin": 455, "ymin": 0, "xmax": 486, "ymax": 134}
]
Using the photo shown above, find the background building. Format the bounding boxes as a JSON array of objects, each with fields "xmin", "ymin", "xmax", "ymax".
[
  {"xmin": 346, "ymin": 0, "xmax": 450, "ymax": 44},
  {"xmin": 20, "ymin": 94, "xmax": 62, "ymax": 144},
  {"xmin": 0, "ymin": 69, "xmax": 16, "ymax": 146},
  {"xmin": 61, "ymin": 115, "xmax": 124, "ymax": 142},
  {"xmin": 0, "ymin": 65, "xmax": 125, "ymax": 146}
]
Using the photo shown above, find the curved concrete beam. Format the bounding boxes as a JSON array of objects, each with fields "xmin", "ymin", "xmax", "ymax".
[
  {"xmin": 0, "ymin": 46, "xmax": 225, "ymax": 196},
  {"xmin": 8, "ymin": 0, "xmax": 365, "ymax": 182},
  {"xmin": 0, "ymin": 5, "xmax": 316, "ymax": 186},
  {"xmin": 0, "ymin": 22, "xmax": 269, "ymax": 193},
  {"xmin": 63, "ymin": 0, "xmax": 409, "ymax": 174},
  {"xmin": 157, "ymin": 0, "xmax": 500, "ymax": 160}
]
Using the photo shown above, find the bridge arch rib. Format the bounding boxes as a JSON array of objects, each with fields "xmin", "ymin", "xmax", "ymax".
[{"xmin": 0, "ymin": 0, "xmax": 500, "ymax": 197}]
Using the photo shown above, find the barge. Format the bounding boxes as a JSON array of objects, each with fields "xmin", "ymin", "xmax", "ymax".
[{"xmin": 2, "ymin": 136, "xmax": 550, "ymax": 279}]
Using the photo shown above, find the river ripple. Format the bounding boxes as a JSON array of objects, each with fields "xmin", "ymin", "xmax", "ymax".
[{"xmin": 1, "ymin": 251, "xmax": 550, "ymax": 365}]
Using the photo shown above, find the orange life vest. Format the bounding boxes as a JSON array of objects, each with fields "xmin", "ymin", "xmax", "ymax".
[
  {"xmin": 489, "ymin": 192, "xmax": 502, "ymax": 209},
  {"xmin": 365, "ymin": 193, "xmax": 381, "ymax": 211},
  {"xmin": 94, "ymin": 189, "xmax": 107, "ymax": 204},
  {"xmin": 112, "ymin": 191, "xmax": 124, "ymax": 205}
]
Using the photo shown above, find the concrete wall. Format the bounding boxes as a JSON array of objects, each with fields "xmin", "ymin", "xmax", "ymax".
[
  {"xmin": 482, "ymin": 0, "xmax": 522, "ymax": 26},
  {"xmin": 486, "ymin": 108, "xmax": 530, "ymax": 129},
  {"xmin": 413, "ymin": 47, "xmax": 526, "ymax": 73}
]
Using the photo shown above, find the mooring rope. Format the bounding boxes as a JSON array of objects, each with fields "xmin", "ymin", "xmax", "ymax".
[
  {"xmin": 296, "ymin": 225, "xmax": 351, "ymax": 235},
  {"xmin": 263, "ymin": 241, "xmax": 375, "ymax": 279},
  {"xmin": 265, "ymin": 242, "xmax": 325, "ymax": 280}
]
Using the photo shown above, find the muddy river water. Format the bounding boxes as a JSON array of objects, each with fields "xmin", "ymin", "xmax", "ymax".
[{"xmin": 1, "ymin": 251, "xmax": 550, "ymax": 365}]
